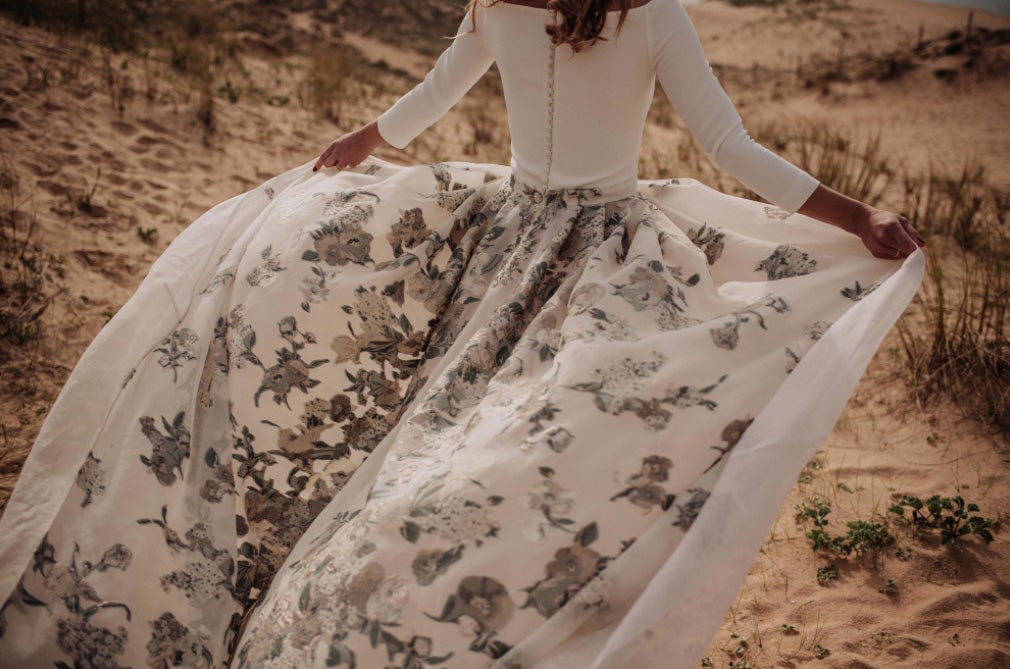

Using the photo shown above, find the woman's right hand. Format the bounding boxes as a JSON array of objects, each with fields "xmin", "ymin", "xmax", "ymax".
[{"xmin": 313, "ymin": 120, "xmax": 387, "ymax": 172}]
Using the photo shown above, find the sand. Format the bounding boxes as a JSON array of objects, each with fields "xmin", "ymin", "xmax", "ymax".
[{"xmin": 0, "ymin": 0, "xmax": 1007, "ymax": 666}]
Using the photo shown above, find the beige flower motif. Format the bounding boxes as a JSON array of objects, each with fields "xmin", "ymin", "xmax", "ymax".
[{"xmin": 330, "ymin": 334, "xmax": 361, "ymax": 364}]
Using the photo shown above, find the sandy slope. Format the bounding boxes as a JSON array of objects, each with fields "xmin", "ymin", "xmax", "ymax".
[{"xmin": 0, "ymin": 1, "xmax": 1007, "ymax": 667}]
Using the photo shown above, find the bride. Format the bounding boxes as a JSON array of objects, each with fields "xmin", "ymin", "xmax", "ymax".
[{"xmin": 0, "ymin": 0, "xmax": 924, "ymax": 667}]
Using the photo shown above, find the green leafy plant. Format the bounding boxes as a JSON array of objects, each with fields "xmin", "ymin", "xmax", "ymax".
[
  {"xmin": 815, "ymin": 564, "xmax": 838, "ymax": 586},
  {"xmin": 795, "ymin": 497, "xmax": 895, "ymax": 556},
  {"xmin": 137, "ymin": 226, "xmax": 158, "ymax": 243},
  {"xmin": 888, "ymin": 494, "xmax": 996, "ymax": 545},
  {"xmin": 218, "ymin": 77, "xmax": 241, "ymax": 103},
  {"xmin": 878, "ymin": 578, "xmax": 897, "ymax": 596}
]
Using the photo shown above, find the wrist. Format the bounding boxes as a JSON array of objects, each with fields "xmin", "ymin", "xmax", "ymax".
[
  {"xmin": 365, "ymin": 120, "xmax": 387, "ymax": 150},
  {"xmin": 847, "ymin": 202, "xmax": 876, "ymax": 239}
]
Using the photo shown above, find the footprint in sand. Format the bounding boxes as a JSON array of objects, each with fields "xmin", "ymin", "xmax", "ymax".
[
  {"xmin": 140, "ymin": 158, "xmax": 171, "ymax": 172},
  {"xmin": 36, "ymin": 180, "xmax": 69, "ymax": 197},
  {"xmin": 24, "ymin": 162, "xmax": 59, "ymax": 178},
  {"xmin": 142, "ymin": 202, "xmax": 167, "ymax": 216},
  {"xmin": 110, "ymin": 120, "xmax": 136, "ymax": 136},
  {"xmin": 72, "ymin": 249, "xmax": 139, "ymax": 285},
  {"xmin": 137, "ymin": 119, "xmax": 170, "ymax": 135}
]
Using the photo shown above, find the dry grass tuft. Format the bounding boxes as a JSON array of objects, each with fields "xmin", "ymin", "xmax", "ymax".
[
  {"xmin": 898, "ymin": 163, "xmax": 1009, "ymax": 435},
  {"xmin": 300, "ymin": 44, "xmax": 362, "ymax": 126},
  {"xmin": 0, "ymin": 148, "xmax": 64, "ymax": 355}
]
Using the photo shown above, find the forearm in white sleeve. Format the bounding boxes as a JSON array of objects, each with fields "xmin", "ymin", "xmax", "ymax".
[
  {"xmin": 648, "ymin": 0, "xmax": 819, "ymax": 214},
  {"xmin": 376, "ymin": 6, "xmax": 495, "ymax": 150}
]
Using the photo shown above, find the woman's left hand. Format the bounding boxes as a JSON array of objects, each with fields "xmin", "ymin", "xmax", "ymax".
[
  {"xmin": 313, "ymin": 120, "xmax": 386, "ymax": 172},
  {"xmin": 796, "ymin": 184, "xmax": 926, "ymax": 260},
  {"xmin": 856, "ymin": 207, "xmax": 926, "ymax": 260}
]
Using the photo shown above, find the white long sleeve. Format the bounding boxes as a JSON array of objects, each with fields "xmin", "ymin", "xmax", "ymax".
[
  {"xmin": 647, "ymin": 0, "xmax": 819, "ymax": 213},
  {"xmin": 376, "ymin": 6, "xmax": 495, "ymax": 150}
]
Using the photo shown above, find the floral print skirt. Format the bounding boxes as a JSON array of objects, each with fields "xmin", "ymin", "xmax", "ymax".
[{"xmin": 0, "ymin": 157, "xmax": 921, "ymax": 668}]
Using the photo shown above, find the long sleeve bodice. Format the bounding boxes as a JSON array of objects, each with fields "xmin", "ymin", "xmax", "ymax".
[{"xmin": 377, "ymin": 0, "xmax": 819, "ymax": 213}]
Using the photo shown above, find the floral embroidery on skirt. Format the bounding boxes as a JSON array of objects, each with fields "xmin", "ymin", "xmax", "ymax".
[{"xmin": 0, "ymin": 157, "xmax": 911, "ymax": 668}]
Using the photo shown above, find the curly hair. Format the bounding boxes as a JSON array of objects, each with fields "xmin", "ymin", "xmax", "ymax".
[{"xmin": 466, "ymin": 0, "xmax": 636, "ymax": 53}]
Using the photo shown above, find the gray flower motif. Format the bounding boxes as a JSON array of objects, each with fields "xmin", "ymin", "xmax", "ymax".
[
  {"xmin": 226, "ymin": 305, "xmax": 261, "ymax": 369},
  {"xmin": 672, "ymin": 487, "xmax": 711, "ymax": 531},
  {"xmin": 97, "ymin": 544, "xmax": 133, "ymax": 572},
  {"xmin": 198, "ymin": 266, "xmax": 235, "ymax": 295},
  {"xmin": 254, "ymin": 348, "xmax": 328, "ymax": 408},
  {"xmin": 56, "ymin": 617, "xmax": 128, "ymax": 669},
  {"xmin": 245, "ymin": 244, "xmax": 285, "ymax": 287},
  {"xmin": 709, "ymin": 322, "xmax": 740, "ymax": 350},
  {"xmin": 155, "ymin": 328, "xmax": 199, "ymax": 383},
  {"xmin": 278, "ymin": 315, "xmax": 297, "ymax": 338},
  {"xmin": 611, "ymin": 264, "xmax": 671, "ymax": 312},
  {"xmin": 640, "ymin": 455, "xmax": 673, "ymax": 482},
  {"xmin": 521, "ymin": 425, "xmax": 573, "ymax": 453},
  {"xmin": 411, "ymin": 546, "xmax": 464, "ymax": 586},
  {"xmin": 611, "ymin": 455, "xmax": 676, "ymax": 512},
  {"xmin": 75, "ymin": 451, "xmax": 106, "ymax": 507},
  {"xmin": 343, "ymin": 407, "xmax": 390, "ymax": 453},
  {"xmin": 704, "ymin": 416, "xmax": 754, "ymax": 473},
  {"xmin": 304, "ymin": 208, "xmax": 375, "ymax": 266},
  {"xmin": 628, "ymin": 483, "xmax": 669, "ymax": 512},
  {"xmin": 709, "ymin": 295, "xmax": 791, "ymax": 351},
  {"xmin": 687, "ymin": 223, "xmax": 726, "ymax": 265},
  {"xmin": 755, "ymin": 245, "xmax": 817, "ymax": 280},
  {"xmin": 160, "ymin": 558, "xmax": 232, "ymax": 606},
  {"xmin": 138, "ymin": 411, "xmax": 191, "ymax": 486},
  {"xmin": 146, "ymin": 612, "xmax": 214, "ymax": 669},
  {"xmin": 299, "ymin": 265, "xmax": 340, "ymax": 311},
  {"xmin": 429, "ymin": 188, "xmax": 475, "ymax": 211},
  {"xmin": 521, "ymin": 531, "xmax": 605, "ymax": 618},
  {"xmin": 426, "ymin": 575, "xmax": 516, "ymax": 634},
  {"xmin": 388, "ymin": 207, "xmax": 430, "ymax": 257},
  {"xmin": 431, "ymin": 163, "xmax": 455, "ymax": 192},
  {"xmin": 804, "ymin": 320, "xmax": 831, "ymax": 340}
]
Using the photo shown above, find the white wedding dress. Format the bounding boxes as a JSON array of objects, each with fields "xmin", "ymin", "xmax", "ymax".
[{"xmin": 0, "ymin": 1, "xmax": 923, "ymax": 667}]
